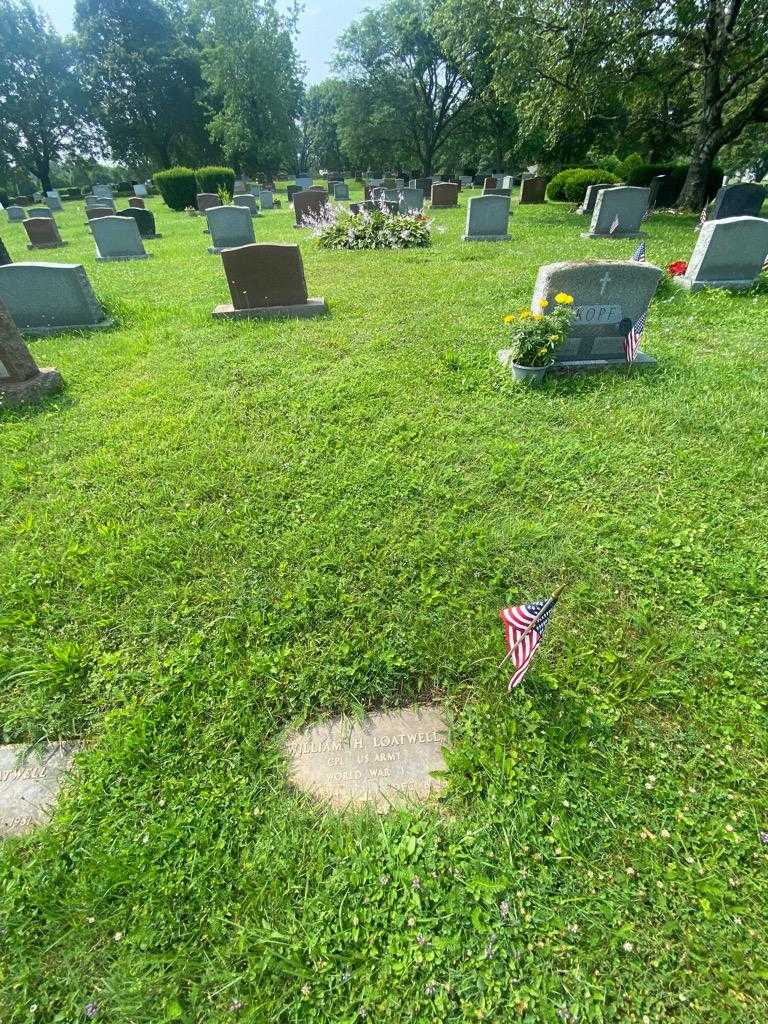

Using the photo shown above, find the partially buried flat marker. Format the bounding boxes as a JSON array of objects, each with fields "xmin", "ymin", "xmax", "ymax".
[
  {"xmin": 0, "ymin": 742, "xmax": 79, "ymax": 838},
  {"xmin": 285, "ymin": 705, "xmax": 449, "ymax": 812}
]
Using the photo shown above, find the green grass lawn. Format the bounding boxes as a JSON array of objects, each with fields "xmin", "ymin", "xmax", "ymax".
[{"xmin": 1, "ymin": 186, "xmax": 767, "ymax": 1022}]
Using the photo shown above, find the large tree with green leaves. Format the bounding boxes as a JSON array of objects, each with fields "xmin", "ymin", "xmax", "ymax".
[
  {"xmin": 196, "ymin": 0, "xmax": 304, "ymax": 175},
  {"xmin": 439, "ymin": 0, "xmax": 768, "ymax": 206},
  {"xmin": 334, "ymin": 0, "xmax": 473, "ymax": 175},
  {"xmin": 299, "ymin": 80, "xmax": 346, "ymax": 173},
  {"xmin": 74, "ymin": 0, "xmax": 214, "ymax": 170},
  {"xmin": 0, "ymin": 0, "xmax": 95, "ymax": 193}
]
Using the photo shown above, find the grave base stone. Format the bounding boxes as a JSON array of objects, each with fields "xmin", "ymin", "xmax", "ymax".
[
  {"xmin": 285, "ymin": 705, "xmax": 449, "ymax": 811},
  {"xmin": 0, "ymin": 742, "xmax": 78, "ymax": 836}
]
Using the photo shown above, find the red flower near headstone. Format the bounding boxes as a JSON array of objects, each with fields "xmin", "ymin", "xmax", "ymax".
[{"xmin": 667, "ymin": 260, "xmax": 688, "ymax": 277}]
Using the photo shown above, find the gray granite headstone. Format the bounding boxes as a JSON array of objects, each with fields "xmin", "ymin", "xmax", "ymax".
[
  {"xmin": 677, "ymin": 216, "xmax": 768, "ymax": 291},
  {"xmin": 92, "ymin": 216, "xmax": 150, "ymax": 261},
  {"xmin": 285, "ymin": 705, "xmax": 449, "ymax": 811},
  {"xmin": 332, "ymin": 182, "xmax": 350, "ymax": 200},
  {"xmin": 207, "ymin": 205, "xmax": 255, "ymax": 253},
  {"xmin": 399, "ymin": 187, "xmax": 424, "ymax": 213},
  {"xmin": 46, "ymin": 192, "xmax": 64, "ymax": 211},
  {"xmin": 85, "ymin": 195, "xmax": 116, "ymax": 211},
  {"xmin": 93, "ymin": 184, "xmax": 113, "ymax": 198},
  {"xmin": 295, "ymin": 176, "xmax": 312, "ymax": 189},
  {"xmin": 233, "ymin": 193, "xmax": 260, "ymax": 216},
  {"xmin": 6, "ymin": 206, "xmax": 25, "ymax": 223},
  {"xmin": 463, "ymin": 194, "xmax": 511, "ymax": 241},
  {"xmin": 26, "ymin": 207, "xmax": 54, "ymax": 219},
  {"xmin": 0, "ymin": 742, "xmax": 78, "ymax": 835},
  {"xmin": 0, "ymin": 297, "xmax": 63, "ymax": 407},
  {"xmin": 578, "ymin": 183, "xmax": 613, "ymax": 215},
  {"xmin": 499, "ymin": 260, "xmax": 662, "ymax": 375},
  {"xmin": 259, "ymin": 190, "xmax": 275, "ymax": 209},
  {"xmin": 0, "ymin": 262, "xmax": 113, "ymax": 335},
  {"xmin": 196, "ymin": 192, "xmax": 219, "ymax": 214},
  {"xmin": 583, "ymin": 186, "xmax": 649, "ymax": 239},
  {"xmin": 709, "ymin": 183, "xmax": 766, "ymax": 221},
  {"xmin": 133, "ymin": 183, "xmax": 147, "ymax": 197}
]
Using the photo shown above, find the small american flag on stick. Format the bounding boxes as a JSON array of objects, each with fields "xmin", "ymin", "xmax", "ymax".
[
  {"xmin": 624, "ymin": 309, "xmax": 647, "ymax": 362},
  {"xmin": 695, "ymin": 206, "xmax": 707, "ymax": 231},
  {"xmin": 631, "ymin": 240, "xmax": 646, "ymax": 262},
  {"xmin": 499, "ymin": 585, "xmax": 563, "ymax": 690},
  {"xmin": 610, "ymin": 214, "xmax": 620, "ymax": 235}
]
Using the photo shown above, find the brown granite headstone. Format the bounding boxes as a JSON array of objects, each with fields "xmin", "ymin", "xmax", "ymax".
[
  {"xmin": 519, "ymin": 176, "xmax": 548, "ymax": 204},
  {"xmin": 483, "ymin": 176, "xmax": 497, "ymax": 190},
  {"xmin": 285, "ymin": 705, "xmax": 449, "ymax": 812},
  {"xmin": 196, "ymin": 192, "xmax": 218, "ymax": 213},
  {"xmin": 23, "ymin": 217, "xmax": 65, "ymax": 249},
  {"xmin": 294, "ymin": 190, "xmax": 329, "ymax": 227},
  {"xmin": 0, "ymin": 238, "xmax": 11, "ymax": 266},
  {"xmin": 213, "ymin": 243, "xmax": 327, "ymax": 320},
  {"xmin": 0, "ymin": 298, "xmax": 63, "ymax": 407},
  {"xmin": 128, "ymin": 196, "xmax": 145, "ymax": 209},
  {"xmin": 431, "ymin": 182, "xmax": 459, "ymax": 208}
]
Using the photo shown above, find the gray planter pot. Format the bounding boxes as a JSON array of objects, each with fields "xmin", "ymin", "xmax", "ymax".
[{"xmin": 510, "ymin": 360, "xmax": 553, "ymax": 383}]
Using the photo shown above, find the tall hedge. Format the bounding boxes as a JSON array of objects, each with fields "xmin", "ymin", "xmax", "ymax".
[
  {"xmin": 626, "ymin": 163, "xmax": 724, "ymax": 204},
  {"xmin": 154, "ymin": 167, "xmax": 197, "ymax": 210},
  {"xmin": 195, "ymin": 166, "xmax": 235, "ymax": 194},
  {"xmin": 547, "ymin": 168, "xmax": 621, "ymax": 203}
]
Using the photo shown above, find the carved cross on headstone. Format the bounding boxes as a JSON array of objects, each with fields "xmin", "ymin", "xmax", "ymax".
[{"xmin": 599, "ymin": 271, "xmax": 612, "ymax": 295}]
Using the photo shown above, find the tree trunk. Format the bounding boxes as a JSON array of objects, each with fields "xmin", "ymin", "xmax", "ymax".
[
  {"xmin": 35, "ymin": 161, "xmax": 52, "ymax": 194},
  {"xmin": 676, "ymin": 133, "xmax": 719, "ymax": 210}
]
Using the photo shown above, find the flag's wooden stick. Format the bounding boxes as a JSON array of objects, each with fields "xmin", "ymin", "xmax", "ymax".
[{"xmin": 497, "ymin": 584, "xmax": 565, "ymax": 670}]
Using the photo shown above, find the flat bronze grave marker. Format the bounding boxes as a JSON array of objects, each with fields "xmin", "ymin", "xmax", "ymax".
[
  {"xmin": 285, "ymin": 705, "xmax": 448, "ymax": 811},
  {"xmin": 0, "ymin": 742, "xmax": 79, "ymax": 838}
]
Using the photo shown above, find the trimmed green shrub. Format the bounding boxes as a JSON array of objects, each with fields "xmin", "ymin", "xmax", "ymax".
[
  {"xmin": 195, "ymin": 166, "xmax": 235, "ymax": 194},
  {"xmin": 620, "ymin": 153, "xmax": 644, "ymax": 180},
  {"xmin": 625, "ymin": 163, "xmax": 724, "ymax": 204},
  {"xmin": 547, "ymin": 169, "xmax": 620, "ymax": 203},
  {"xmin": 154, "ymin": 167, "xmax": 197, "ymax": 210}
]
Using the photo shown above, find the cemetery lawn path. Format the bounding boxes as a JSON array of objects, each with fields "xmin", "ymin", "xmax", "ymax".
[{"xmin": 1, "ymin": 189, "xmax": 767, "ymax": 1022}]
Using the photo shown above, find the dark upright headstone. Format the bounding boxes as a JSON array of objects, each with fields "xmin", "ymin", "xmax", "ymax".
[
  {"xmin": 212, "ymin": 243, "xmax": 327, "ymax": 320},
  {"xmin": 117, "ymin": 207, "xmax": 160, "ymax": 239},
  {"xmin": 709, "ymin": 183, "xmax": 767, "ymax": 221}
]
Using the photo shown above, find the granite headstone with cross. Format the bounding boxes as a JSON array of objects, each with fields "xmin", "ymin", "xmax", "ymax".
[
  {"xmin": 499, "ymin": 260, "xmax": 662, "ymax": 375},
  {"xmin": 213, "ymin": 242, "xmax": 327, "ymax": 320},
  {"xmin": 0, "ymin": 297, "xmax": 63, "ymax": 407}
]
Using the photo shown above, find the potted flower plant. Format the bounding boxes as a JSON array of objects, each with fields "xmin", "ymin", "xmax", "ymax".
[{"xmin": 503, "ymin": 292, "xmax": 574, "ymax": 382}]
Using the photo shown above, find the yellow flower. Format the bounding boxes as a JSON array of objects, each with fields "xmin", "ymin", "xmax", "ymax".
[
  {"xmin": 519, "ymin": 309, "xmax": 531, "ymax": 319},
  {"xmin": 548, "ymin": 334, "xmax": 559, "ymax": 341},
  {"xmin": 533, "ymin": 313, "xmax": 544, "ymax": 320},
  {"xmin": 538, "ymin": 298, "xmax": 549, "ymax": 308},
  {"xmin": 555, "ymin": 292, "xmax": 574, "ymax": 305},
  {"xmin": 503, "ymin": 314, "xmax": 515, "ymax": 323}
]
